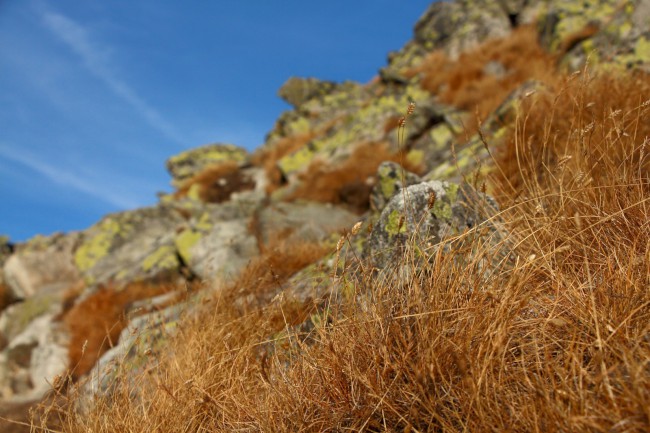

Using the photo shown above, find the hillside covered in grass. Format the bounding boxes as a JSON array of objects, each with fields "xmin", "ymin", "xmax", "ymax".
[{"xmin": 0, "ymin": 0, "xmax": 649, "ymax": 432}]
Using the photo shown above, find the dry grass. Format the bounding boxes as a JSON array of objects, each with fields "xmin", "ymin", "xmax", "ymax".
[
  {"xmin": 410, "ymin": 25, "xmax": 557, "ymax": 122},
  {"xmin": 36, "ymin": 70, "xmax": 650, "ymax": 433},
  {"xmin": 286, "ymin": 141, "xmax": 424, "ymax": 213},
  {"xmin": 62, "ymin": 281, "xmax": 180, "ymax": 381},
  {"xmin": 218, "ymin": 234, "xmax": 331, "ymax": 310},
  {"xmin": 174, "ymin": 161, "xmax": 255, "ymax": 203},
  {"xmin": 493, "ymin": 70, "xmax": 650, "ymax": 195}
]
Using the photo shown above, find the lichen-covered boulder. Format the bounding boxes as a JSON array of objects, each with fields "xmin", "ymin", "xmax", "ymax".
[
  {"xmin": 364, "ymin": 180, "xmax": 497, "ymax": 270},
  {"xmin": 277, "ymin": 83, "xmax": 431, "ymax": 177},
  {"xmin": 174, "ymin": 201, "xmax": 259, "ymax": 281},
  {"xmin": 75, "ymin": 206, "xmax": 185, "ymax": 287},
  {"xmin": 166, "ymin": 143, "xmax": 249, "ymax": 187},
  {"xmin": 546, "ymin": 0, "xmax": 650, "ymax": 72},
  {"xmin": 3, "ymin": 232, "xmax": 82, "ymax": 300},
  {"xmin": 267, "ymin": 81, "xmax": 369, "ymax": 143},
  {"xmin": 278, "ymin": 77, "xmax": 339, "ymax": 108}
]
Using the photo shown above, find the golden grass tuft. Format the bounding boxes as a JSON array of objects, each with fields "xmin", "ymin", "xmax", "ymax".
[{"xmin": 286, "ymin": 141, "xmax": 424, "ymax": 213}]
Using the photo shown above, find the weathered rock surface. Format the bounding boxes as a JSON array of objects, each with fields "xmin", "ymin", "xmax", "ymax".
[
  {"xmin": 257, "ymin": 202, "xmax": 359, "ymax": 245},
  {"xmin": 553, "ymin": 0, "xmax": 650, "ymax": 72},
  {"xmin": 364, "ymin": 180, "xmax": 497, "ymax": 271},
  {"xmin": 3, "ymin": 232, "xmax": 81, "ymax": 300},
  {"xmin": 74, "ymin": 206, "xmax": 185, "ymax": 288},
  {"xmin": 0, "ymin": 314, "xmax": 68, "ymax": 400}
]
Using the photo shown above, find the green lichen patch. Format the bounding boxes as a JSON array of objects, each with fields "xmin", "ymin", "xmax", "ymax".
[
  {"xmin": 432, "ymin": 183, "xmax": 459, "ymax": 220},
  {"xmin": 386, "ymin": 210, "xmax": 408, "ymax": 237},
  {"xmin": 142, "ymin": 245, "xmax": 179, "ymax": 273},
  {"xmin": 174, "ymin": 229, "xmax": 202, "ymax": 265},
  {"xmin": 75, "ymin": 218, "xmax": 126, "ymax": 275}
]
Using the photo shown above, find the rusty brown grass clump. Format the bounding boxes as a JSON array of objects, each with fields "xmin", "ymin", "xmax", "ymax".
[
  {"xmin": 62, "ymin": 281, "xmax": 180, "ymax": 381},
  {"xmin": 34, "ymin": 70, "xmax": 650, "ymax": 433}
]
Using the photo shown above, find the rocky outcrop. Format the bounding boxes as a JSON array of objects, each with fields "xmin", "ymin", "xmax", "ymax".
[
  {"xmin": 2, "ymin": 0, "xmax": 649, "ymax": 418},
  {"xmin": 74, "ymin": 206, "xmax": 185, "ymax": 288}
]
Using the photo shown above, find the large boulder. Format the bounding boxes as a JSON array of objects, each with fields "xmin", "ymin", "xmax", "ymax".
[
  {"xmin": 3, "ymin": 232, "xmax": 82, "ymax": 300},
  {"xmin": 370, "ymin": 162, "xmax": 423, "ymax": 213},
  {"xmin": 166, "ymin": 143, "xmax": 249, "ymax": 188},
  {"xmin": 277, "ymin": 83, "xmax": 431, "ymax": 177},
  {"xmin": 74, "ymin": 206, "xmax": 185, "ymax": 287}
]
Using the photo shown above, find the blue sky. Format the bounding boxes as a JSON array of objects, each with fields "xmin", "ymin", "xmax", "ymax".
[{"xmin": 0, "ymin": 0, "xmax": 432, "ymax": 242}]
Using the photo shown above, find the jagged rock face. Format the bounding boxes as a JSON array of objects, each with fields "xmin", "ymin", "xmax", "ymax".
[
  {"xmin": 3, "ymin": 232, "xmax": 82, "ymax": 300},
  {"xmin": 165, "ymin": 143, "xmax": 249, "ymax": 188},
  {"xmin": 383, "ymin": 0, "xmax": 527, "ymax": 79}
]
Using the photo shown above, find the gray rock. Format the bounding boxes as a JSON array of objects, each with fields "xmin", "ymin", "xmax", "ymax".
[
  {"xmin": 382, "ymin": 0, "xmax": 518, "ymax": 77},
  {"xmin": 3, "ymin": 232, "xmax": 82, "ymax": 299},
  {"xmin": 257, "ymin": 201, "xmax": 358, "ymax": 245},
  {"xmin": 0, "ymin": 314, "xmax": 68, "ymax": 401},
  {"xmin": 174, "ymin": 202, "xmax": 260, "ymax": 281},
  {"xmin": 76, "ymin": 300, "xmax": 191, "ymax": 410},
  {"xmin": 74, "ymin": 205, "xmax": 186, "ymax": 288},
  {"xmin": 370, "ymin": 162, "xmax": 422, "ymax": 213},
  {"xmin": 364, "ymin": 180, "xmax": 498, "ymax": 271}
]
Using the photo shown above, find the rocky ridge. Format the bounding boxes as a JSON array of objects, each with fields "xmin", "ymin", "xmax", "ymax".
[{"xmin": 0, "ymin": 0, "xmax": 648, "ymax": 420}]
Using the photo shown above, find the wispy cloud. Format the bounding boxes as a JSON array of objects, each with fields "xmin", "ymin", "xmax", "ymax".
[
  {"xmin": 0, "ymin": 145, "xmax": 140, "ymax": 209},
  {"xmin": 38, "ymin": 6, "xmax": 185, "ymax": 146}
]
